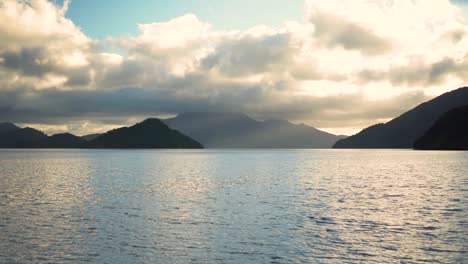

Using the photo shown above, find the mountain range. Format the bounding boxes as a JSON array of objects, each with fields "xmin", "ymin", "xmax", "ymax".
[
  {"xmin": 164, "ymin": 112, "xmax": 344, "ymax": 148},
  {"xmin": 0, "ymin": 114, "xmax": 343, "ymax": 149},
  {"xmin": 333, "ymin": 87, "xmax": 468, "ymax": 149}
]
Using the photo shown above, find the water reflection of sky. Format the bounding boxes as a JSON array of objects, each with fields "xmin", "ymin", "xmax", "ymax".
[{"xmin": 0, "ymin": 150, "xmax": 466, "ymax": 263}]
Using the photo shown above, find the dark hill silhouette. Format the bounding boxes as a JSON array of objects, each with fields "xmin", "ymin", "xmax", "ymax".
[
  {"xmin": 0, "ymin": 120, "xmax": 201, "ymax": 149},
  {"xmin": 164, "ymin": 112, "xmax": 344, "ymax": 148},
  {"xmin": 333, "ymin": 87, "xmax": 468, "ymax": 148},
  {"xmin": 45, "ymin": 133, "xmax": 87, "ymax": 148},
  {"xmin": 414, "ymin": 105, "xmax": 468, "ymax": 150},
  {"xmin": 0, "ymin": 122, "xmax": 20, "ymax": 134},
  {"xmin": 88, "ymin": 118, "xmax": 203, "ymax": 149},
  {"xmin": 0, "ymin": 127, "xmax": 48, "ymax": 148},
  {"xmin": 0, "ymin": 124, "xmax": 87, "ymax": 148}
]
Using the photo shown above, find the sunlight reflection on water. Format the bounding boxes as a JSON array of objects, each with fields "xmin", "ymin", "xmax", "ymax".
[{"xmin": 0, "ymin": 149, "xmax": 467, "ymax": 263}]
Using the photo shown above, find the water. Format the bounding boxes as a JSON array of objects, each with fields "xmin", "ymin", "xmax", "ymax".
[{"xmin": 0, "ymin": 149, "xmax": 467, "ymax": 263}]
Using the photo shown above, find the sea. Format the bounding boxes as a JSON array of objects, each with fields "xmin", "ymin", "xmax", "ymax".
[{"xmin": 0, "ymin": 149, "xmax": 467, "ymax": 263}]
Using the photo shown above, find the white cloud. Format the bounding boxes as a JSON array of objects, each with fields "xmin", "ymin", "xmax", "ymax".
[
  {"xmin": 136, "ymin": 14, "xmax": 211, "ymax": 50},
  {"xmin": 0, "ymin": 0, "xmax": 92, "ymax": 90},
  {"xmin": 0, "ymin": 0, "xmax": 89, "ymax": 51}
]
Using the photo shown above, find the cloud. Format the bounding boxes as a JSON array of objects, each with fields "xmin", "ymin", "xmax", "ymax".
[
  {"xmin": 0, "ymin": 0, "xmax": 467, "ymax": 135},
  {"xmin": 135, "ymin": 14, "xmax": 210, "ymax": 51},
  {"xmin": 202, "ymin": 32, "xmax": 294, "ymax": 77},
  {"xmin": 0, "ymin": 82, "xmax": 430, "ymax": 132},
  {"xmin": 0, "ymin": 0, "xmax": 92, "ymax": 90},
  {"xmin": 60, "ymin": 0, "xmax": 71, "ymax": 15},
  {"xmin": 357, "ymin": 56, "xmax": 468, "ymax": 87},
  {"xmin": 308, "ymin": 9, "xmax": 393, "ymax": 56},
  {"xmin": 0, "ymin": 0, "xmax": 89, "ymax": 51},
  {"xmin": 440, "ymin": 29, "xmax": 467, "ymax": 44}
]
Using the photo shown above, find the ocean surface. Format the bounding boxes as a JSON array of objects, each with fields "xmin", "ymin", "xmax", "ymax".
[{"xmin": 0, "ymin": 149, "xmax": 467, "ymax": 263}]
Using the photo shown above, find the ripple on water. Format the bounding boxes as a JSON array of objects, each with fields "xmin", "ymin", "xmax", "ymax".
[{"xmin": 0, "ymin": 149, "xmax": 467, "ymax": 264}]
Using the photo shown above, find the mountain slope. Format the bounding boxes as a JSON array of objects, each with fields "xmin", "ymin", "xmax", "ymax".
[
  {"xmin": 0, "ymin": 122, "xmax": 20, "ymax": 135},
  {"xmin": 414, "ymin": 105, "xmax": 468, "ymax": 150},
  {"xmin": 164, "ymin": 112, "xmax": 343, "ymax": 148},
  {"xmin": 333, "ymin": 87, "xmax": 468, "ymax": 149},
  {"xmin": 0, "ymin": 127, "xmax": 49, "ymax": 148},
  {"xmin": 88, "ymin": 118, "xmax": 203, "ymax": 149}
]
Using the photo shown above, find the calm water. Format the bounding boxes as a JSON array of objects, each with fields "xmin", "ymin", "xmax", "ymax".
[{"xmin": 0, "ymin": 149, "xmax": 467, "ymax": 263}]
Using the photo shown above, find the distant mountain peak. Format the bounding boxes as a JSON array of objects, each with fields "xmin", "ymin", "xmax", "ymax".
[
  {"xmin": 164, "ymin": 112, "xmax": 343, "ymax": 148},
  {"xmin": 139, "ymin": 118, "xmax": 169, "ymax": 126},
  {"xmin": 50, "ymin": 132, "xmax": 79, "ymax": 138},
  {"xmin": 141, "ymin": 117, "xmax": 165, "ymax": 122},
  {"xmin": 47, "ymin": 132, "xmax": 86, "ymax": 148}
]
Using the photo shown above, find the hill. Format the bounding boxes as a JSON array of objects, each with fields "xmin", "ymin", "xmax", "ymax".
[
  {"xmin": 414, "ymin": 105, "xmax": 468, "ymax": 150},
  {"xmin": 0, "ymin": 122, "xmax": 20, "ymax": 134},
  {"xmin": 333, "ymin": 87, "xmax": 468, "ymax": 148},
  {"xmin": 0, "ymin": 127, "xmax": 49, "ymax": 148},
  {"xmin": 45, "ymin": 133, "xmax": 87, "ymax": 148},
  {"xmin": 88, "ymin": 118, "xmax": 203, "ymax": 149}
]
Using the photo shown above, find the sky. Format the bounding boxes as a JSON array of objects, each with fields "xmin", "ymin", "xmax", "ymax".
[
  {"xmin": 56, "ymin": 0, "xmax": 304, "ymax": 38},
  {"xmin": 1, "ymin": 0, "xmax": 468, "ymax": 136}
]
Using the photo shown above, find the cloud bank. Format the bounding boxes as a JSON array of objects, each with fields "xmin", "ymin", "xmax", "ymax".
[{"xmin": 0, "ymin": 0, "xmax": 467, "ymax": 135}]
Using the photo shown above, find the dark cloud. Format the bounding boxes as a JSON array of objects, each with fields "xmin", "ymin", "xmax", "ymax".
[
  {"xmin": 93, "ymin": 58, "xmax": 148, "ymax": 89},
  {"xmin": 201, "ymin": 32, "xmax": 347, "ymax": 81},
  {"xmin": 0, "ymin": 47, "xmax": 93, "ymax": 88},
  {"xmin": 289, "ymin": 64, "xmax": 348, "ymax": 82},
  {"xmin": 1, "ymin": 47, "xmax": 53, "ymax": 77},
  {"xmin": 357, "ymin": 56, "xmax": 468, "ymax": 86},
  {"xmin": 440, "ymin": 29, "xmax": 466, "ymax": 44},
  {"xmin": 310, "ymin": 10, "xmax": 393, "ymax": 56},
  {"xmin": 0, "ymin": 75, "xmax": 429, "ymax": 130},
  {"xmin": 202, "ymin": 33, "xmax": 294, "ymax": 76}
]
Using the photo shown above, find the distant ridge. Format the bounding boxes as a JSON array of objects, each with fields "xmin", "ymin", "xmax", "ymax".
[
  {"xmin": 82, "ymin": 133, "xmax": 102, "ymax": 141},
  {"xmin": 164, "ymin": 112, "xmax": 344, "ymax": 148},
  {"xmin": 1, "ymin": 115, "xmax": 341, "ymax": 149},
  {"xmin": 333, "ymin": 87, "xmax": 468, "ymax": 149},
  {"xmin": 0, "ymin": 126, "xmax": 87, "ymax": 148},
  {"xmin": 414, "ymin": 105, "xmax": 468, "ymax": 150},
  {"xmin": 0, "ymin": 120, "xmax": 203, "ymax": 149}
]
